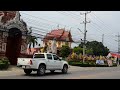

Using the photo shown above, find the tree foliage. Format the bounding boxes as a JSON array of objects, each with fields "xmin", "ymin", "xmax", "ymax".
[
  {"xmin": 86, "ymin": 41, "xmax": 109, "ymax": 56},
  {"xmin": 78, "ymin": 41, "xmax": 109, "ymax": 56},
  {"xmin": 28, "ymin": 35, "xmax": 38, "ymax": 48},
  {"xmin": 60, "ymin": 45, "xmax": 71, "ymax": 58},
  {"xmin": 73, "ymin": 47, "xmax": 83, "ymax": 55},
  {"xmin": 27, "ymin": 28, "xmax": 38, "ymax": 49},
  {"xmin": 86, "ymin": 48, "xmax": 94, "ymax": 55}
]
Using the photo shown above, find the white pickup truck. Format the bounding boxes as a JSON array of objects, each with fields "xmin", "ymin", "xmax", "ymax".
[{"xmin": 17, "ymin": 53, "xmax": 69, "ymax": 76}]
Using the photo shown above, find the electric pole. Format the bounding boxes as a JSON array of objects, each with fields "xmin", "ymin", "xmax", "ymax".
[
  {"xmin": 80, "ymin": 11, "xmax": 91, "ymax": 63},
  {"xmin": 102, "ymin": 34, "xmax": 104, "ymax": 44},
  {"xmin": 115, "ymin": 32, "xmax": 120, "ymax": 53},
  {"xmin": 115, "ymin": 32, "xmax": 120, "ymax": 65},
  {"xmin": 57, "ymin": 24, "xmax": 59, "ymax": 29}
]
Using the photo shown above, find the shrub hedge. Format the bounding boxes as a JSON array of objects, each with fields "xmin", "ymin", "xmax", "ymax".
[
  {"xmin": 68, "ymin": 61, "xmax": 117, "ymax": 67},
  {"xmin": 0, "ymin": 58, "xmax": 10, "ymax": 70}
]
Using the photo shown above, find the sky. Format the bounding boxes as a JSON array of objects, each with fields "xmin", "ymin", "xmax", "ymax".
[{"xmin": 20, "ymin": 11, "xmax": 120, "ymax": 52}]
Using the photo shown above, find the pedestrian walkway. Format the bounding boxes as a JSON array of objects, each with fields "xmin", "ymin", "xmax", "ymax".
[
  {"xmin": 69, "ymin": 66, "xmax": 95, "ymax": 72},
  {"xmin": 0, "ymin": 65, "xmax": 23, "ymax": 77}
]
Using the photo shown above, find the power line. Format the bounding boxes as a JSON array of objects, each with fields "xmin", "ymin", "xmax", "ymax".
[
  {"xmin": 91, "ymin": 12, "xmax": 114, "ymax": 32},
  {"xmin": 22, "ymin": 11, "xmax": 117, "ymax": 51},
  {"xmin": 21, "ymin": 12, "xmax": 70, "ymax": 29},
  {"xmin": 22, "ymin": 16, "xmax": 55, "ymax": 27},
  {"xmin": 57, "ymin": 11, "xmax": 103, "ymax": 43},
  {"xmin": 59, "ymin": 11, "xmax": 114, "ymax": 42},
  {"xmin": 57, "ymin": 11, "xmax": 97, "ymax": 42},
  {"xmin": 58, "ymin": 11, "xmax": 116, "ymax": 50},
  {"xmin": 64, "ymin": 11, "xmax": 115, "ymax": 41}
]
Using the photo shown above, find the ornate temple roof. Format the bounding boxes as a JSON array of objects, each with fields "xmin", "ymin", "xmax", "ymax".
[{"xmin": 43, "ymin": 29, "xmax": 73, "ymax": 42}]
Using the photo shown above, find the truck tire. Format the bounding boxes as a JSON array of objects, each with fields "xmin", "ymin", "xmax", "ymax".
[
  {"xmin": 37, "ymin": 65, "xmax": 46, "ymax": 76},
  {"xmin": 50, "ymin": 70, "xmax": 55, "ymax": 73},
  {"xmin": 24, "ymin": 69, "xmax": 32, "ymax": 75},
  {"xmin": 62, "ymin": 65, "xmax": 68, "ymax": 74}
]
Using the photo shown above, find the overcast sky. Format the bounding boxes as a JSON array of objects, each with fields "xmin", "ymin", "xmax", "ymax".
[{"xmin": 20, "ymin": 11, "xmax": 120, "ymax": 52}]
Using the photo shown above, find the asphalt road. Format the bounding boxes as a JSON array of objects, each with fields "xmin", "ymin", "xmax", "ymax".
[{"xmin": 0, "ymin": 66, "xmax": 120, "ymax": 79}]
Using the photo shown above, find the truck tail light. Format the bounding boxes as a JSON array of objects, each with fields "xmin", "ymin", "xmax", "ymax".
[{"xmin": 30, "ymin": 60, "xmax": 33, "ymax": 65}]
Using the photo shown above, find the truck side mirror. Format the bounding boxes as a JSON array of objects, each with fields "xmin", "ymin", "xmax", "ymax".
[
  {"xmin": 59, "ymin": 57, "xmax": 62, "ymax": 61},
  {"xmin": 59, "ymin": 57, "xmax": 62, "ymax": 60},
  {"xmin": 59, "ymin": 58, "xmax": 61, "ymax": 61}
]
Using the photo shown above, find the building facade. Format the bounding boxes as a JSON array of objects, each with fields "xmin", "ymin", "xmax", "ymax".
[
  {"xmin": 43, "ymin": 29, "xmax": 73, "ymax": 55},
  {"xmin": 0, "ymin": 11, "xmax": 29, "ymax": 65}
]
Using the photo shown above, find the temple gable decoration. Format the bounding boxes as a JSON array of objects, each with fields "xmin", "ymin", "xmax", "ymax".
[
  {"xmin": 0, "ymin": 11, "xmax": 29, "ymax": 65},
  {"xmin": 0, "ymin": 11, "xmax": 27, "ymax": 32}
]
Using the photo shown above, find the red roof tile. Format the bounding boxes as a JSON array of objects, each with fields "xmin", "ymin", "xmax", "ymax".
[
  {"xmin": 26, "ymin": 48, "xmax": 41, "ymax": 55},
  {"xmin": 44, "ymin": 29, "xmax": 73, "ymax": 42}
]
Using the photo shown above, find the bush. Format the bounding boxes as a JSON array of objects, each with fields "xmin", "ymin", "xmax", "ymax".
[
  {"xmin": 68, "ymin": 61, "xmax": 108, "ymax": 67},
  {"xmin": 0, "ymin": 57, "xmax": 10, "ymax": 70},
  {"xmin": 60, "ymin": 45, "xmax": 71, "ymax": 58}
]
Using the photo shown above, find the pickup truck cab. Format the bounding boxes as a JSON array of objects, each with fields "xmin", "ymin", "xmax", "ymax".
[{"xmin": 17, "ymin": 53, "xmax": 69, "ymax": 76}]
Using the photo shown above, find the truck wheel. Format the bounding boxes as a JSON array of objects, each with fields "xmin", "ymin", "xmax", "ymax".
[
  {"xmin": 50, "ymin": 70, "xmax": 55, "ymax": 73},
  {"xmin": 37, "ymin": 65, "xmax": 46, "ymax": 76},
  {"xmin": 62, "ymin": 65, "xmax": 68, "ymax": 74},
  {"xmin": 24, "ymin": 69, "xmax": 32, "ymax": 75}
]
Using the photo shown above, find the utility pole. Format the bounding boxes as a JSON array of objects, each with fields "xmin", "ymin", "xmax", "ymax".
[
  {"xmin": 80, "ymin": 11, "xmax": 91, "ymax": 63},
  {"xmin": 57, "ymin": 24, "xmax": 59, "ymax": 29},
  {"xmin": 115, "ymin": 32, "xmax": 120, "ymax": 65},
  {"xmin": 115, "ymin": 32, "xmax": 120, "ymax": 53},
  {"xmin": 102, "ymin": 34, "xmax": 104, "ymax": 44}
]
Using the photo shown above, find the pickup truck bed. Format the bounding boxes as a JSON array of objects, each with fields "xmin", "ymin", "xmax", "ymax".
[{"xmin": 17, "ymin": 58, "xmax": 32, "ymax": 66}]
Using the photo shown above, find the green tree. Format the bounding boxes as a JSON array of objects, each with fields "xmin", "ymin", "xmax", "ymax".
[
  {"xmin": 84, "ymin": 41, "xmax": 109, "ymax": 56},
  {"xmin": 73, "ymin": 47, "xmax": 83, "ymax": 55},
  {"xmin": 86, "ymin": 48, "xmax": 93, "ymax": 55},
  {"xmin": 79, "ymin": 42, "xmax": 84, "ymax": 48},
  {"xmin": 27, "ymin": 29, "xmax": 38, "ymax": 54},
  {"xmin": 28, "ymin": 35, "xmax": 38, "ymax": 49},
  {"xmin": 60, "ymin": 45, "xmax": 71, "ymax": 58}
]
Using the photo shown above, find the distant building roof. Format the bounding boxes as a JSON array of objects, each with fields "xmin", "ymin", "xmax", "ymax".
[
  {"xmin": 108, "ymin": 52, "xmax": 120, "ymax": 58},
  {"xmin": 43, "ymin": 29, "xmax": 73, "ymax": 42},
  {"xmin": 26, "ymin": 47, "xmax": 42, "ymax": 55}
]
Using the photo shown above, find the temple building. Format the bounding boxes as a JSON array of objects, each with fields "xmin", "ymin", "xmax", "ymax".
[
  {"xmin": 43, "ymin": 29, "xmax": 73, "ymax": 55},
  {"xmin": 0, "ymin": 11, "xmax": 29, "ymax": 65}
]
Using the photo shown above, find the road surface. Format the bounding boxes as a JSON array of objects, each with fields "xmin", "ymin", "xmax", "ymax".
[{"xmin": 0, "ymin": 66, "xmax": 120, "ymax": 79}]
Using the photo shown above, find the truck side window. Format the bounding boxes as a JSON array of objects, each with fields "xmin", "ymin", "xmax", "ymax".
[
  {"xmin": 53, "ymin": 55, "xmax": 59, "ymax": 60},
  {"xmin": 47, "ymin": 54, "xmax": 52, "ymax": 60},
  {"xmin": 34, "ymin": 54, "xmax": 45, "ymax": 58}
]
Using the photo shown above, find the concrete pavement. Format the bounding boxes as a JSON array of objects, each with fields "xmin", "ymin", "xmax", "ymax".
[
  {"xmin": 0, "ymin": 65, "xmax": 94, "ymax": 77},
  {"xmin": 0, "ymin": 65, "xmax": 119, "ymax": 77},
  {"xmin": 0, "ymin": 65, "xmax": 23, "ymax": 76},
  {"xmin": 1, "ymin": 65, "xmax": 120, "ymax": 79}
]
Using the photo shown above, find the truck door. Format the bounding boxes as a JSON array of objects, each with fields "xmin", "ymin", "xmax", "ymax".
[
  {"xmin": 46, "ymin": 54, "xmax": 54, "ymax": 69},
  {"xmin": 53, "ymin": 55, "xmax": 62, "ymax": 69},
  {"xmin": 33, "ymin": 54, "xmax": 45, "ymax": 68}
]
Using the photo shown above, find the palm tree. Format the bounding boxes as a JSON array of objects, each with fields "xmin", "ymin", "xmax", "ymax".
[
  {"xmin": 28, "ymin": 35, "xmax": 38, "ymax": 54},
  {"xmin": 27, "ymin": 27, "xmax": 38, "ymax": 54},
  {"xmin": 28, "ymin": 36, "xmax": 38, "ymax": 48}
]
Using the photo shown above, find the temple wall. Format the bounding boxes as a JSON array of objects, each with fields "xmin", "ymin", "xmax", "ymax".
[{"xmin": 0, "ymin": 11, "xmax": 29, "ymax": 65}]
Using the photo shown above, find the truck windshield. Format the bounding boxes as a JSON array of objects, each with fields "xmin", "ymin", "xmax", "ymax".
[{"xmin": 34, "ymin": 54, "xmax": 45, "ymax": 58}]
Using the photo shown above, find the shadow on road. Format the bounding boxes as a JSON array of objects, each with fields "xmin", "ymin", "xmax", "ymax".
[{"xmin": 23, "ymin": 71, "xmax": 71, "ymax": 77}]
